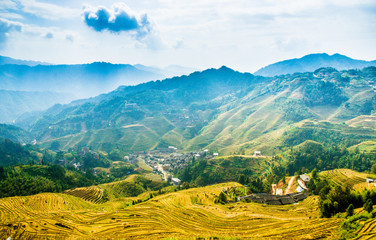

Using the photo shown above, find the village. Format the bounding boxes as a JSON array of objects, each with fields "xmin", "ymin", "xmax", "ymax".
[{"xmin": 124, "ymin": 146, "xmax": 219, "ymax": 185}]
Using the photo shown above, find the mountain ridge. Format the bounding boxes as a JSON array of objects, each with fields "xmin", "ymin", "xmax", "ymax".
[
  {"xmin": 14, "ymin": 65, "xmax": 376, "ymax": 155},
  {"xmin": 255, "ymin": 53, "xmax": 376, "ymax": 77}
]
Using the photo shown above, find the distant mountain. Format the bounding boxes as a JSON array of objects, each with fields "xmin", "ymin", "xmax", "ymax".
[
  {"xmin": 0, "ymin": 90, "xmax": 73, "ymax": 123},
  {"xmin": 254, "ymin": 53, "xmax": 376, "ymax": 76},
  {"xmin": 0, "ymin": 62, "xmax": 165, "ymax": 98},
  {"xmin": 0, "ymin": 57, "xmax": 197, "ymax": 99},
  {"xmin": 16, "ymin": 65, "xmax": 376, "ymax": 155},
  {"xmin": 0, "ymin": 55, "xmax": 49, "ymax": 66}
]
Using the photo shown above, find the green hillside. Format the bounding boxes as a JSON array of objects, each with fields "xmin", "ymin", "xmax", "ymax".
[{"xmin": 17, "ymin": 66, "xmax": 376, "ymax": 155}]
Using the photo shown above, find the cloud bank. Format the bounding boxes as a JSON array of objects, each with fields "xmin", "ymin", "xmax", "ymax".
[
  {"xmin": 83, "ymin": 3, "xmax": 151, "ymax": 37},
  {"xmin": 0, "ymin": 18, "xmax": 22, "ymax": 48}
]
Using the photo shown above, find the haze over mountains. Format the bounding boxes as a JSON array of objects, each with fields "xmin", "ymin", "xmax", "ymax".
[
  {"xmin": 1, "ymin": 53, "xmax": 376, "ymax": 145},
  {"xmin": 255, "ymin": 53, "xmax": 376, "ymax": 77},
  {"xmin": 0, "ymin": 56, "xmax": 196, "ymax": 123}
]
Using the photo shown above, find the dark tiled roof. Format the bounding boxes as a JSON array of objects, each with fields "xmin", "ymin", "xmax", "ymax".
[{"xmin": 239, "ymin": 191, "xmax": 308, "ymax": 205}]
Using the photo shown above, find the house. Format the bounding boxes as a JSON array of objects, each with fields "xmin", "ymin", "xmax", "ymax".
[
  {"xmin": 168, "ymin": 146, "xmax": 177, "ymax": 151},
  {"xmin": 297, "ymin": 179, "xmax": 308, "ymax": 190},
  {"xmin": 238, "ymin": 191, "xmax": 308, "ymax": 205},
  {"xmin": 300, "ymin": 174, "xmax": 310, "ymax": 183},
  {"xmin": 366, "ymin": 178, "xmax": 374, "ymax": 183},
  {"xmin": 253, "ymin": 151, "xmax": 261, "ymax": 157},
  {"xmin": 171, "ymin": 178, "xmax": 181, "ymax": 186},
  {"xmin": 296, "ymin": 186, "xmax": 304, "ymax": 192},
  {"xmin": 275, "ymin": 188, "xmax": 283, "ymax": 196},
  {"xmin": 280, "ymin": 196, "xmax": 295, "ymax": 205},
  {"xmin": 73, "ymin": 162, "xmax": 81, "ymax": 169}
]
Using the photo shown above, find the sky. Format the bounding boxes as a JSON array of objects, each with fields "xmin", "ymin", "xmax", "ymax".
[{"xmin": 0, "ymin": 0, "xmax": 375, "ymax": 72}]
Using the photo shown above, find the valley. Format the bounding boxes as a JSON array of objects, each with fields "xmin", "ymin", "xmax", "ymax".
[
  {"xmin": 1, "ymin": 55, "xmax": 376, "ymax": 240},
  {"xmin": 1, "ymin": 0, "xmax": 376, "ymax": 237}
]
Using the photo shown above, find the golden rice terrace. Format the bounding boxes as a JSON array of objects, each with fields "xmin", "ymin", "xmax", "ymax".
[{"xmin": 0, "ymin": 182, "xmax": 342, "ymax": 240}]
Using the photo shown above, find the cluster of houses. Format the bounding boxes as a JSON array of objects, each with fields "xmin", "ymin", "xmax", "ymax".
[
  {"xmin": 125, "ymin": 147, "xmax": 218, "ymax": 173},
  {"xmin": 243, "ymin": 173, "xmax": 311, "ymax": 205},
  {"xmin": 271, "ymin": 174, "xmax": 311, "ymax": 196},
  {"xmin": 124, "ymin": 147, "xmax": 220, "ymax": 185},
  {"xmin": 238, "ymin": 191, "xmax": 309, "ymax": 205}
]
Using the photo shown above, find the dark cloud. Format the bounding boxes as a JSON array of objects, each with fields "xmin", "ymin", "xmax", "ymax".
[
  {"xmin": 0, "ymin": 18, "xmax": 22, "ymax": 48},
  {"xmin": 83, "ymin": 3, "xmax": 151, "ymax": 37}
]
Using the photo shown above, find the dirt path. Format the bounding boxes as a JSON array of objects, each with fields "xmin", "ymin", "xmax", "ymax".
[{"xmin": 285, "ymin": 176, "xmax": 296, "ymax": 194}]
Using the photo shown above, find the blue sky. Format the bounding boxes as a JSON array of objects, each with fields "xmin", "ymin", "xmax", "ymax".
[{"xmin": 0, "ymin": 0, "xmax": 375, "ymax": 72}]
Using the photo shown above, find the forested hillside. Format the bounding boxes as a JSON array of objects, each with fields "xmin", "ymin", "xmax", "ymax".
[{"xmin": 17, "ymin": 66, "xmax": 376, "ymax": 156}]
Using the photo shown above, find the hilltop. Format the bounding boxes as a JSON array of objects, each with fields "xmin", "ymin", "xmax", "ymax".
[{"xmin": 255, "ymin": 53, "xmax": 376, "ymax": 77}]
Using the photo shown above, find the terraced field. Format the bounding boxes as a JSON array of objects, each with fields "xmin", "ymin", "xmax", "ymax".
[
  {"xmin": 354, "ymin": 218, "xmax": 376, "ymax": 240},
  {"xmin": 0, "ymin": 182, "xmax": 342, "ymax": 240},
  {"xmin": 320, "ymin": 169, "xmax": 370, "ymax": 187},
  {"xmin": 64, "ymin": 186, "xmax": 105, "ymax": 204}
]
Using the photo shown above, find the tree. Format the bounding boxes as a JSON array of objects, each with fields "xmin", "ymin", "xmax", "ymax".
[
  {"xmin": 109, "ymin": 149, "xmax": 123, "ymax": 161},
  {"xmin": 320, "ymin": 199, "xmax": 334, "ymax": 218},
  {"xmin": 238, "ymin": 174, "xmax": 247, "ymax": 185},
  {"xmin": 346, "ymin": 204, "xmax": 354, "ymax": 217},
  {"xmin": 371, "ymin": 164, "xmax": 376, "ymax": 174},
  {"xmin": 364, "ymin": 199, "xmax": 373, "ymax": 213},
  {"xmin": 182, "ymin": 182, "xmax": 190, "ymax": 190},
  {"xmin": 218, "ymin": 191, "xmax": 228, "ymax": 204},
  {"xmin": 0, "ymin": 166, "xmax": 4, "ymax": 180},
  {"xmin": 319, "ymin": 185, "xmax": 331, "ymax": 201},
  {"xmin": 311, "ymin": 168, "xmax": 318, "ymax": 180},
  {"xmin": 50, "ymin": 141, "xmax": 61, "ymax": 151}
]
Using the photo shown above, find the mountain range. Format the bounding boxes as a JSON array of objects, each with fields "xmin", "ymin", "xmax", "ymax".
[
  {"xmin": 1, "ymin": 53, "xmax": 376, "ymax": 154},
  {"xmin": 254, "ymin": 53, "xmax": 376, "ymax": 76},
  {"xmin": 0, "ymin": 56, "xmax": 197, "ymax": 123},
  {"xmin": 12, "ymin": 64, "xmax": 376, "ymax": 155}
]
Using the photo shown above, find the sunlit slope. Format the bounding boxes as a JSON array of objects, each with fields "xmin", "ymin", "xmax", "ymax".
[
  {"xmin": 64, "ymin": 186, "xmax": 105, "ymax": 204},
  {"xmin": 320, "ymin": 169, "xmax": 371, "ymax": 189},
  {"xmin": 0, "ymin": 182, "xmax": 341, "ymax": 239},
  {"xmin": 40, "ymin": 119, "xmax": 185, "ymax": 152},
  {"xmin": 184, "ymin": 88, "xmax": 287, "ymax": 153},
  {"xmin": 356, "ymin": 218, "xmax": 376, "ymax": 240},
  {"xmin": 29, "ymin": 67, "xmax": 376, "ymax": 155}
]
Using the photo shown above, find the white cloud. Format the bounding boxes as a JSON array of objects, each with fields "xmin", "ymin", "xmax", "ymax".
[
  {"xmin": 0, "ymin": 18, "xmax": 23, "ymax": 49},
  {"xmin": 0, "ymin": 0, "xmax": 375, "ymax": 72},
  {"xmin": 15, "ymin": 0, "xmax": 79, "ymax": 20}
]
